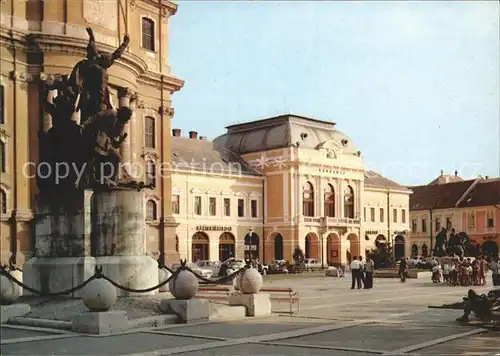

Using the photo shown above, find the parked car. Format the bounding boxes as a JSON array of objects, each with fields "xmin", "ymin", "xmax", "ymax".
[
  {"xmin": 170, "ymin": 262, "xmax": 213, "ymax": 279},
  {"xmin": 304, "ymin": 258, "xmax": 322, "ymax": 271},
  {"xmin": 196, "ymin": 260, "xmax": 221, "ymax": 276}
]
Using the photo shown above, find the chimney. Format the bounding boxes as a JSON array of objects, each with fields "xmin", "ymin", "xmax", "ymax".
[
  {"xmin": 440, "ymin": 169, "xmax": 444, "ymax": 176},
  {"xmin": 189, "ymin": 131, "xmax": 198, "ymax": 139},
  {"xmin": 199, "ymin": 136, "xmax": 206, "ymax": 140},
  {"xmin": 172, "ymin": 128, "xmax": 181, "ymax": 137},
  {"xmin": 454, "ymin": 170, "xmax": 458, "ymax": 176}
]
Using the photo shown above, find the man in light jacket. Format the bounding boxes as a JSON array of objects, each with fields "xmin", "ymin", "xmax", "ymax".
[{"xmin": 350, "ymin": 256, "xmax": 362, "ymax": 289}]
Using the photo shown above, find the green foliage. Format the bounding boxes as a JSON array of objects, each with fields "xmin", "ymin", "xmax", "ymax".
[
  {"xmin": 292, "ymin": 246, "xmax": 305, "ymax": 264},
  {"xmin": 371, "ymin": 242, "xmax": 395, "ymax": 268}
]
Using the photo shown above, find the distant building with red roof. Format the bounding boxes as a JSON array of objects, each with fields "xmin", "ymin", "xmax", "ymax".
[{"xmin": 408, "ymin": 171, "xmax": 500, "ymax": 259}]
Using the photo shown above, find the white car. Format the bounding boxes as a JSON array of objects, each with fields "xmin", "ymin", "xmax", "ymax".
[
  {"xmin": 196, "ymin": 260, "xmax": 221, "ymax": 276},
  {"xmin": 304, "ymin": 258, "xmax": 322, "ymax": 271},
  {"xmin": 170, "ymin": 262, "xmax": 213, "ymax": 279}
]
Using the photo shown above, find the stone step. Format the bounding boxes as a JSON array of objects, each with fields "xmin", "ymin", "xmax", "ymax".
[{"xmin": 209, "ymin": 303, "xmax": 246, "ymax": 320}]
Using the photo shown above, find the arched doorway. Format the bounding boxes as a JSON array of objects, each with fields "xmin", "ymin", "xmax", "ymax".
[
  {"xmin": 326, "ymin": 233, "xmax": 341, "ymax": 266},
  {"xmin": 305, "ymin": 233, "xmax": 319, "ymax": 259},
  {"xmin": 244, "ymin": 232, "xmax": 260, "ymax": 260},
  {"xmin": 274, "ymin": 233, "xmax": 284, "ymax": 260},
  {"xmin": 411, "ymin": 244, "xmax": 418, "ymax": 256},
  {"xmin": 191, "ymin": 232, "xmax": 209, "ymax": 262},
  {"xmin": 219, "ymin": 232, "xmax": 235, "ymax": 262},
  {"xmin": 347, "ymin": 233, "xmax": 360, "ymax": 262},
  {"xmin": 422, "ymin": 244, "xmax": 429, "ymax": 257},
  {"xmin": 394, "ymin": 235, "xmax": 405, "ymax": 260},
  {"xmin": 482, "ymin": 241, "xmax": 499, "ymax": 259}
]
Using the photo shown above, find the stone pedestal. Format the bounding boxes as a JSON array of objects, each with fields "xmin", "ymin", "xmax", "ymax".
[
  {"xmin": 160, "ymin": 299, "xmax": 210, "ymax": 323},
  {"xmin": 72, "ymin": 311, "xmax": 128, "ymax": 334},
  {"xmin": 24, "ymin": 190, "xmax": 94, "ymax": 297},
  {"xmin": 1, "ymin": 304, "xmax": 31, "ymax": 323},
  {"xmin": 228, "ymin": 293, "xmax": 272, "ymax": 317},
  {"xmin": 24, "ymin": 257, "xmax": 96, "ymax": 298},
  {"xmin": 93, "ymin": 189, "xmax": 158, "ymax": 296}
]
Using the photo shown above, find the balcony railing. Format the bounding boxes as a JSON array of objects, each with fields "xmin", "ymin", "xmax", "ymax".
[{"xmin": 301, "ymin": 216, "xmax": 361, "ymax": 226}]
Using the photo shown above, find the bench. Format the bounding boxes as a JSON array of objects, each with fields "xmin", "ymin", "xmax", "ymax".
[
  {"xmin": 196, "ymin": 286, "xmax": 300, "ymax": 315},
  {"xmin": 261, "ymin": 287, "xmax": 300, "ymax": 315}
]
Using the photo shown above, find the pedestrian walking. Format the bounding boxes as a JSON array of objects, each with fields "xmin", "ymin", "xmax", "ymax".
[
  {"xmin": 350, "ymin": 256, "xmax": 362, "ymax": 289},
  {"xmin": 364, "ymin": 256, "xmax": 375, "ymax": 289}
]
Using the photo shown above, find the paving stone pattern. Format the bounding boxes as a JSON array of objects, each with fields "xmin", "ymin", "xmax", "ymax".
[{"xmin": 1, "ymin": 274, "xmax": 498, "ymax": 355}]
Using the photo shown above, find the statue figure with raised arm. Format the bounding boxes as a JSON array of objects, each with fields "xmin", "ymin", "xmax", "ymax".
[{"xmin": 69, "ymin": 27, "xmax": 130, "ymax": 125}]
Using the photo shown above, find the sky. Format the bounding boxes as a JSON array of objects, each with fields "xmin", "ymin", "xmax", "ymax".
[{"xmin": 168, "ymin": 1, "xmax": 499, "ymax": 186}]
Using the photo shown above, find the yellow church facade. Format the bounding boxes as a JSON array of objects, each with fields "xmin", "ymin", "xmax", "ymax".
[{"xmin": 0, "ymin": 0, "xmax": 183, "ymax": 266}]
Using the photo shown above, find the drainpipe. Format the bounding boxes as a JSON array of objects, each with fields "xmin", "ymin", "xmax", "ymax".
[
  {"xmin": 262, "ymin": 176, "xmax": 266, "ymax": 264},
  {"xmin": 387, "ymin": 190, "xmax": 390, "ymax": 257},
  {"xmin": 429, "ymin": 209, "xmax": 433, "ymax": 256}
]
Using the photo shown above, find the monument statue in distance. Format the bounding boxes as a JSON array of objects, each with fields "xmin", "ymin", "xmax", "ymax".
[{"xmin": 26, "ymin": 28, "xmax": 159, "ymax": 297}]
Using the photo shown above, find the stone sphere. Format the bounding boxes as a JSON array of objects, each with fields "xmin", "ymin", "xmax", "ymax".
[
  {"xmin": 232, "ymin": 274, "xmax": 241, "ymax": 290},
  {"xmin": 239, "ymin": 268, "xmax": 263, "ymax": 294},
  {"xmin": 158, "ymin": 268, "xmax": 172, "ymax": 292},
  {"xmin": 82, "ymin": 279, "xmax": 117, "ymax": 312},
  {"xmin": 169, "ymin": 270, "xmax": 199, "ymax": 300},
  {"xmin": 0, "ymin": 274, "xmax": 20, "ymax": 305}
]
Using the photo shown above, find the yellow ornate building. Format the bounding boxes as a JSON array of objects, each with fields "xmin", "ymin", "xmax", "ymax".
[
  {"xmin": 0, "ymin": 0, "xmax": 183, "ymax": 266},
  {"xmin": 170, "ymin": 115, "xmax": 412, "ymax": 266}
]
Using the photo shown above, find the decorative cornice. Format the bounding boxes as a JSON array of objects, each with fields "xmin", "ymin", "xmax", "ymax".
[{"xmin": 9, "ymin": 71, "xmax": 34, "ymax": 83}]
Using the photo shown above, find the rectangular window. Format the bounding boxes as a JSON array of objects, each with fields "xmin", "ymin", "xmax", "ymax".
[
  {"xmin": 0, "ymin": 85, "xmax": 4, "ymax": 124},
  {"xmin": 251, "ymin": 199, "xmax": 258, "ymax": 218},
  {"xmin": 370, "ymin": 207, "xmax": 375, "ymax": 222},
  {"xmin": 0, "ymin": 141, "xmax": 4, "ymax": 172},
  {"xmin": 412, "ymin": 219, "xmax": 417, "ymax": 233},
  {"xmin": 194, "ymin": 196, "xmax": 202, "ymax": 215},
  {"xmin": 435, "ymin": 218, "xmax": 441, "ymax": 232},
  {"xmin": 224, "ymin": 198, "xmax": 231, "ymax": 216},
  {"xmin": 446, "ymin": 217, "xmax": 452, "ymax": 230},
  {"xmin": 380, "ymin": 208, "xmax": 384, "ymax": 223},
  {"xmin": 209, "ymin": 197, "xmax": 216, "ymax": 216},
  {"xmin": 172, "ymin": 195, "xmax": 179, "ymax": 214},
  {"xmin": 237, "ymin": 199, "xmax": 244, "ymax": 217},
  {"xmin": 421, "ymin": 219, "xmax": 427, "ymax": 233},
  {"xmin": 141, "ymin": 18, "xmax": 155, "ymax": 51},
  {"xmin": 363, "ymin": 207, "xmax": 366, "ymax": 222},
  {"xmin": 145, "ymin": 116, "xmax": 155, "ymax": 149},
  {"xmin": 468, "ymin": 213, "xmax": 476, "ymax": 229},
  {"xmin": 401, "ymin": 209, "xmax": 406, "ymax": 224},
  {"xmin": 393, "ymin": 209, "xmax": 397, "ymax": 223},
  {"xmin": 487, "ymin": 211, "xmax": 495, "ymax": 228}
]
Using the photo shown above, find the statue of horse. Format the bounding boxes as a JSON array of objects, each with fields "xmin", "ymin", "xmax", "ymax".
[{"xmin": 446, "ymin": 232, "xmax": 477, "ymax": 257}]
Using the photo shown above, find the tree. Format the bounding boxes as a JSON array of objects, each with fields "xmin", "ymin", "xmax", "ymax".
[
  {"xmin": 371, "ymin": 242, "xmax": 395, "ymax": 268},
  {"xmin": 293, "ymin": 246, "xmax": 305, "ymax": 264}
]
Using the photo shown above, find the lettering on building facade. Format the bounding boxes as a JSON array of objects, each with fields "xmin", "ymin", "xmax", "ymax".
[
  {"xmin": 366, "ymin": 230, "xmax": 379, "ymax": 235},
  {"xmin": 196, "ymin": 226, "xmax": 232, "ymax": 232}
]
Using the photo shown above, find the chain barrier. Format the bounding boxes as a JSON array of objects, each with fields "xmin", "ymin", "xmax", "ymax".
[{"xmin": 0, "ymin": 259, "xmax": 251, "ymax": 297}]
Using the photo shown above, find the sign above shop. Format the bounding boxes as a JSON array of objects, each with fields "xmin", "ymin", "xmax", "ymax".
[
  {"xmin": 366, "ymin": 230, "xmax": 378, "ymax": 235},
  {"xmin": 393, "ymin": 231, "xmax": 406, "ymax": 235},
  {"xmin": 196, "ymin": 226, "xmax": 232, "ymax": 232}
]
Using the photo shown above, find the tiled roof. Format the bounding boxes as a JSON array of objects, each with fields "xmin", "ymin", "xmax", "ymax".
[
  {"xmin": 364, "ymin": 170, "xmax": 410, "ymax": 191},
  {"xmin": 171, "ymin": 137, "xmax": 261, "ymax": 176},
  {"xmin": 459, "ymin": 178, "xmax": 500, "ymax": 208},
  {"xmin": 428, "ymin": 174, "xmax": 464, "ymax": 185},
  {"xmin": 408, "ymin": 177, "xmax": 500, "ymax": 211}
]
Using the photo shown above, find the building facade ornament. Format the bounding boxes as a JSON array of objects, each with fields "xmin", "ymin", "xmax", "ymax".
[{"xmin": 9, "ymin": 71, "xmax": 34, "ymax": 83}]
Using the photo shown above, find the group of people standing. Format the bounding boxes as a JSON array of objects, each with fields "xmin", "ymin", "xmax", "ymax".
[
  {"xmin": 432, "ymin": 256, "xmax": 496, "ymax": 286},
  {"xmin": 349, "ymin": 256, "xmax": 375, "ymax": 289}
]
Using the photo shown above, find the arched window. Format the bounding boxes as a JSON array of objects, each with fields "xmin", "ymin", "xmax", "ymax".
[
  {"xmin": 141, "ymin": 18, "xmax": 155, "ymax": 51},
  {"xmin": 302, "ymin": 181, "xmax": 314, "ymax": 217},
  {"xmin": 411, "ymin": 244, "xmax": 418, "ymax": 256},
  {"xmin": 324, "ymin": 184, "xmax": 335, "ymax": 217},
  {"xmin": 146, "ymin": 200, "xmax": 157, "ymax": 220},
  {"xmin": 146, "ymin": 160, "xmax": 156, "ymax": 187},
  {"xmin": 422, "ymin": 244, "xmax": 429, "ymax": 258},
  {"xmin": 343, "ymin": 185, "xmax": 354, "ymax": 218},
  {"xmin": 0, "ymin": 189, "xmax": 6, "ymax": 214},
  {"xmin": 145, "ymin": 116, "xmax": 155, "ymax": 149}
]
